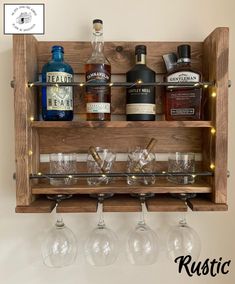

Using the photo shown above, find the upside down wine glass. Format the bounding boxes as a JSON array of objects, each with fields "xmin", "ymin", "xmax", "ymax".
[
  {"xmin": 127, "ymin": 199, "xmax": 160, "ymax": 265},
  {"xmin": 84, "ymin": 201, "xmax": 119, "ymax": 266},
  {"xmin": 41, "ymin": 206, "xmax": 78, "ymax": 268}
]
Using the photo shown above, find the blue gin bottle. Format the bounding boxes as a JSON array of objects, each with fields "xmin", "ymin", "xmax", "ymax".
[{"xmin": 41, "ymin": 46, "xmax": 74, "ymax": 121}]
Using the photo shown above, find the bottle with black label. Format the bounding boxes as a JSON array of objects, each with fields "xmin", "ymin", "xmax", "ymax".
[
  {"xmin": 164, "ymin": 44, "xmax": 203, "ymax": 120},
  {"xmin": 85, "ymin": 19, "xmax": 111, "ymax": 121},
  {"xmin": 41, "ymin": 45, "xmax": 74, "ymax": 121},
  {"xmin": 126, "ymin": 45, "xmax": 156, "ymax": 121}
]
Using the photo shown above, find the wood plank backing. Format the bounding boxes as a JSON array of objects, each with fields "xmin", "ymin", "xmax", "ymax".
[
  {"xmin": 37, "ymin": 41, "xmax": 203, "ymax": 75},
  {"xmin": 13, "ymin": 35, "xmax": 38, "ymax": 206},
  {"xmin": 187, "ymin": 198, "xmax": 228, "ymax": 211},
  {"xmin": 146, "ymin": 196, "xmax": 188, "ymax": 212},
  {"xmin": 202, "ymin": 27, "xmax": 229, "ymax": 204},
  {"xmin": 15, "ymin": 199, "xmax": 56, "ymax": 213},
  {"xmin": 103, "ymin": 195, "xmax": 142, "ymax": 212},
  {"xmin": 38, "ymin": 127, "xmax": 202, "ymax": 154},
  {"xmin": 32, "ymin": 121, "xmax": 212, "ymax": 128},
  {"xmin": 31, "ymin": 179, "xmax": 212, "ymax": 195},
  {"xmin": 56, "ymin": 196, "xmax": 98, "ymax": 213}
]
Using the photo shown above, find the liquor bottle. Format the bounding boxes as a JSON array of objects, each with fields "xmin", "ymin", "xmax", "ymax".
[
  {"xmin": 164, "ymin": 45, "xmax": 203, "ymax": 121},
  {"xmin": 126, "ymin": 45, "xmax": 156, "ymax": 121},
  {"xmin": 85, "ymin": 19, "xmax": 111, "ymax": 121},
  {"xmin": 41, "ymin": 46, "xmax": 74, "ymax": 121}
]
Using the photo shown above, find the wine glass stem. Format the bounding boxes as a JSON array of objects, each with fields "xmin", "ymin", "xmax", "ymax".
[
  {"xmin": 139, "ymin": 202, "xmax": 146, "ymax": 225},
  {"xmin": 97, "ymin": 201, "xmax": 105, "ymax": 227}
]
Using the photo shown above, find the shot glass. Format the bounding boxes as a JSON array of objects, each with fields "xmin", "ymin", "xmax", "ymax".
[
  {"xmin": 168, "ymin": 152, "xmax": 195, "ymax": 184},
  {"xmin": 87, "ymin": 147, "xmax": 116, "ymax": 186},
  {"xmin": 127, "ymin": 147, "xmax": 156, "ymax": 185},
  {"xmin": 49, "ymin": 153, "xmax": 78, "ymax": 186}
]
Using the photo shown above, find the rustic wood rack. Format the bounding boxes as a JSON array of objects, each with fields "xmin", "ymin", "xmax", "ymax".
[{"xmin": 13, "ymin": 27, "xmax": 229, "ymax": 213}]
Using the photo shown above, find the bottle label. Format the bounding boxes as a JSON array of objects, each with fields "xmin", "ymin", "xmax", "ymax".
[
  {"xmin": 126, "ymin": 104, "xmax": 156, "ymax": 115},
  {"xmin": 167, "ymin": 71, "xmax": 200, "ymax": 83},
  {"xmin": 87, "ymin": 102, "xmax": 110, "ymax": 113},
  {"xmin": 46, "ymin": 72, "xmax": 73, "ymax": 111}
]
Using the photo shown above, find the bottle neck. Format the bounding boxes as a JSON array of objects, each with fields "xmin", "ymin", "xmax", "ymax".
[
  {"xmin": 92, "ymin": 31, "xmax": 104, "ymax": 55},
  {"xmin": 177, "ymin": 57, "xmax": 191, "ymax": 67},
  {"xmin": 52, "ymin": 51, "xmax": 64, "ymax": 62},
  {"xmin": 136, "ymin": 54, "xmax": 146, "ymax": 65}
]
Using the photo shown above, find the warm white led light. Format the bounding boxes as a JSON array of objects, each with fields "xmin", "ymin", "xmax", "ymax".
[
  {"xmin": 210, "ymin": 164, "xmax": 215, "ymax": 170},
  {"xmin": 211, "ymin": 92, "xmax": 217, "ymax": 98},
  {"xmin": 137, "ymin": 80, "xmax": 142, "ymax": 84},
  {"xmin": 109, "ymin": 83, "xmax": 113, "ymax": 87},
  {"xmin": 37, "ymin": 172, "xmax": 42, "ymax": 176},
  {"xmin": 28, "ymin": 150, "xmax": 33, "ymax": 156},
  {"xmin": 30, "ymin": 116, "xmax": 34, "ymax": 122},
  {"xmin": 211, "ymin": 128, "xmax": 216, "ymax": 134},
  {"xmin": 204, "ymin": 84, "xmax": 209, "ymax": 88},
  {"xmin": 80, "ymin": 83, "xmax": 84, "ymax": 87}
]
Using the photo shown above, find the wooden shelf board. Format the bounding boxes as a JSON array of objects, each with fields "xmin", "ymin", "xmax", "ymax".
[
  {"xmin": 15, "ymin": 198, "xmax": 56, "ymax": 213},
  {"xmin": 31, "ymin": 180, "xmax": 212, "ymax": 195},
  {"xmin": 146, "ymin": 196, "xmax": 188, "ymax": 212},
  {"xmin": 187, "ymin": 198, "xmax": 228, "ymax": 211},
  {"xmin": 31, "ymin": 121, "xmax": 213, "ymax": 129},
  {"xmin": 57, "ymin": 196, "xmax": 98, "ymax": 213}
]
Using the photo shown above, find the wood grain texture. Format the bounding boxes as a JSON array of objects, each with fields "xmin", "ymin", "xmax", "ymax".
[
  {"xmin": 38, "ymin": 127, "xmax": 202, "ymax": 154},
  {"xmin": 103, "ymin": 195, "xmax": 142, "ymax": 212},
  {"xmin": 37, "ymin": 41, "xmax": 203, "ymax": 74},
  {"xmin": 32, "ymin": 121, "xmax": 212, "ymax": 128},
  {"xmin": 31, "ymin": 179, "xmax": 211, "ymax": 195},
  {"xmin": 56, "ymin": 196, "xmax": 98, "ymax": 213},
  {"xmin": 13, "ymin": 35, "xmax": 38, "ymax": 206},
  {"xmin": 203, "ymin": 27, "xmax": 229, "ymax": 204},
  {"xmin": 187, "ymin": 197, "xmax": 228, "ymax": 211},
  {"xmin": 15, "ymin": 198, "xmax": 56, "ymax": 213},
  {"xmin": 146, "ymin": 196, "xmax": 188, "ymax": 212}
]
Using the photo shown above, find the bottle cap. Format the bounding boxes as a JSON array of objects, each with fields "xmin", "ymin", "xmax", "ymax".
[
  {"xmin": 93, "ymin": 19, "xmax": 103, "ymax": 24},
  {"xmin": 162, "ymin": 53, "xmax": 177, "ymax": 72},
  {"xmin": 51, "ymin": 45, "xmax": 64, "ymax": 53},
  {"xmin": 135, "ymin": 45, "xmax": 147, "ymax": 55},
  {"xmin": 177, "ymin": 44, "xmax": 191, "ymax": 59}
]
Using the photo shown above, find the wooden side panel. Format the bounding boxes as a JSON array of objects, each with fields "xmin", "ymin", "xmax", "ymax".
[
  {"xmin": 203, "ymin": 28, "xmax": 229, "ymax": 203},
  {"xmin": 37, "ymin": 41, "xmax": 203, "ymax": 74},
  {"xmin": 13, "ymin": 35, "xmax": 38, "ymax": 205}
]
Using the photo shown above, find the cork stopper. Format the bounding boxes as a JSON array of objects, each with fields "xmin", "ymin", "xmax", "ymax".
[{"xmin": 93, "ymin": 19, "xmax": 103, "ymax": 32}]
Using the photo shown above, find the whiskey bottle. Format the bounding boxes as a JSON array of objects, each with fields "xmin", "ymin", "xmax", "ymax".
[
  {"xmin": 164, "ymin": 45, "xmax": 203, "ymax": 120},
  {"xmin": 85, "ymin": 19, "xmax": 111, "ymax": 121},
  {"xmin": 126, "ymin": 45, "xmax": 156, "ymax": 121},
  {"xmin": 41, "ymin": 46, "xmax": 74, "ymax": 121}
]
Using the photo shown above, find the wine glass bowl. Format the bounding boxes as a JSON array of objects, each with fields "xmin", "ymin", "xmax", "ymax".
[
  {"xmin": 166, "ymin": 219, "xmax": 201, "ymax": 261},
  {"xmin": 84, "ymin": 224, "xmax": 119, "ymax": 266},
  {"xmin": 41, "ymin": 218, "xmax": 78, "ymax": 268},
  {"xmin": 127, "ymin": 222, "xmax": 159, "ymax": 265}
]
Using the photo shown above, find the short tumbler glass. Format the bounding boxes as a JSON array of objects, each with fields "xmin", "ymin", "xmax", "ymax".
[
  {"xmin": 168, "ymin": 152, "xmax": 195, "ymax": 184},
  {"xmin": 87, "ymin": 147, "xmax": 116, "ymax": 186},
  {"xmin": 127, "ymin": 147, "xmax": 156, "ymax": 185},
  {"xmin": 49, "ymin": 153, "xmax": 78, "ymax": 186}
]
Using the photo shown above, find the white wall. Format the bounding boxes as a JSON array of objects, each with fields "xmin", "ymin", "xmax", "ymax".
[{"xmin": 0, "ymin": 0, "xmax": 235, "ymax": 283}]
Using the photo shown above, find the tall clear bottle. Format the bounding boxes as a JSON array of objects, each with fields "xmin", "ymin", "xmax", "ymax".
[
  {"xmin": 85, "ymin": 19, "xmax": 111, "ymax": 121},
  {"xmin": 41, "ymin": 46, "xmax": 74, "ymax": 121}
]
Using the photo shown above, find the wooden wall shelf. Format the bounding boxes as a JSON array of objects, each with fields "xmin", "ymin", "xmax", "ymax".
[{"xmin": 13, "ymin": 27, "xmax": 229, "ymax": 213}]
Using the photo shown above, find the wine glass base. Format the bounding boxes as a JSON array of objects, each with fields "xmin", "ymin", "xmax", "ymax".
[{"xmin": 46, "ymin": 194, "xmax": 73, "ymax": 202}]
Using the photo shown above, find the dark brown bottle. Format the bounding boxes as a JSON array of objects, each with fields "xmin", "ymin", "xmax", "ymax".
[
  {"xmin": 165, "ymin": 45, "xmax": 203, "ymax": 121},
  {"xmin": 85, "ymin": 19, "xmax": 111, "ymax": 121},
  {"xmin": 126, "ymin": 45, "xmax": 156, "ymax": 121}
]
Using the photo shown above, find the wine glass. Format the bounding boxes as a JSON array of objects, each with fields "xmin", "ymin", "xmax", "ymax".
[
  {"xmin": 41, "ymin": 213, "xmax": 78, "ymax": 268},
  {"xmin": 126, "ymin": 200, "xmax": 160, "ymax": 265},
  {"xmin": 84, "ymin": 201, "xmax": 119, "ymax": 266},
  {"xmin": 166, "ymin": 215, "xmax": 201, "ymax": 261}
]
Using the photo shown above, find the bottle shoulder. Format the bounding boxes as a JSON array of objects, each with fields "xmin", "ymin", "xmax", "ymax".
[
  {"xmin": 127, "ymin": 64, "xmax": 155, "ymax": 74},
  {"xmin": 42, "ymin": 60, "xmax": 74, "ymax": 74},
  {"xmin": 86, "ymin": 54, "xmax": 110, "ymax": 65},
  {"xmin": 166, "ymin": 65, "xmax": 202, "ymax": 77}
]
